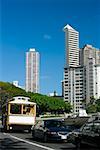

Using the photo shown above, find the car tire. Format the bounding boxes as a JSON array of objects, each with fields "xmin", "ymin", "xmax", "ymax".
[
  {"xmin": 43, "ymin": 133, "xmax": 47, "ymax": 142},
  {"xmin": 32, "ymin": 131, "xmax": 35, "ymax": 139},
  {"xmin": 75, "ymin": 137, "xmax": 81, "ymax": 149},
  {"xmin": 76, "ymin": 142, "xmax": 81, "ymax": 149}
]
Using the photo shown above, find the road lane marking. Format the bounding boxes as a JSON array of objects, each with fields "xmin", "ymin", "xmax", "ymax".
[{"xmin": 3, "ymin": 133, "xmax": 55, "ymax": 150}]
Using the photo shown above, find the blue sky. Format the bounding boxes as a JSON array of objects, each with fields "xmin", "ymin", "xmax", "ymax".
[{"xmin": 0, "ymin": 0, "xmax": 100, "ymax": 95}]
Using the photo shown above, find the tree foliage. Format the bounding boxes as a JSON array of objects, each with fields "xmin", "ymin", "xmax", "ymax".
[
  {"xmin": 0, "ymin": 81, "xmax": 71, "ymax": 115},
  {"xmin": 86, "ymin": 98, "xmax": 100, "ymax": 113}
]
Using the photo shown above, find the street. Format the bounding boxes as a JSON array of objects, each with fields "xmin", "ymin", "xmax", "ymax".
[
  {"xmin": 0, "ymin": 130, "xmax": 99, "ymax": 150},
  {"xmin": 0, "ymin": 131, "xmax": 76, "ymax": 150}
]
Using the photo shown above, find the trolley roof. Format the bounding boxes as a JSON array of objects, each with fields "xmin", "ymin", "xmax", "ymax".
[{"xmin": 8, "ymin": 96, "xmax": 36, "ymax": 105}]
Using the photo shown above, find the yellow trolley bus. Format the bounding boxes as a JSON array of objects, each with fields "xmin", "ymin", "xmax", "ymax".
[{"xmin": 2, "ymin": 96, "xmax": 36, "ymax": 132}]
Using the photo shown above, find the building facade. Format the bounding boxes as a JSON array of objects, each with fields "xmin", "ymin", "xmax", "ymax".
[
  {"xmin": 63, "ymin": 25, "xmax": 100, "ymax": 114},
  {"xmin": 80, "ymin": 45, "xmax": 100, "ymax": 103},
  {"xmin": 80, "ymin": 44, "xmax": 100, "ymax": 66},
  {"xmin": 25, "ymin": 48, "xmax": 39, "ymax": 93},
  {"xmin": 95, "ymin": 65, "xmax": 100, "ymax": 100},
  {"xmin": 63, "ymin": 24, "xmax": 82, "ymax": 114},
  {"xmin": 12, "ymin": 81, "xmax": 25, "ymax": 89},
  {"xmin": 63, "ymin": 24, "xmax": 79, "ymax": 67},
  {"xmin": 64, "ymin": 66, "xmax": 85, "ymax": 113},
  {"xmin": 86, "ymin": 58, "xmax": 100, "ymax": 103},
  {"xmin": 86, "ymin": 58, "xmax": 96, "ymax": 103}
]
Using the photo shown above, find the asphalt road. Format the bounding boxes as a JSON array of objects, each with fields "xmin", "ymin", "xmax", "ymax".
[
  {"xmin": 0, "ymin": 131, "xmax": 98, "ymax": 150},
  {"xmin": 0, "ymin": 130, "xmax": 77, "ymax": 150}
]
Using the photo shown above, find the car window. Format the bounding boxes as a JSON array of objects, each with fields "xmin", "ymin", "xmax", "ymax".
[
  {"xmin": 45, "ymin": 120, "xmax": 66, "ymax": 128},
  {"xmin": 45, "ymin": 120, "xmax": 73, "ymax": 132},
  {"xmin": 92, "ymin": 122, "xmax": 100, "ymax": 134},
  {"xmin": 82, "ymin": 123, "xmax": 93, "ymax": 133}
]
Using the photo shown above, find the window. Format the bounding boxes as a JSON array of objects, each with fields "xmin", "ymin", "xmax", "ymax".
[
  {"xmin": 10, "ymin": 104, "xmax": 21, "ymax": 114},
  {"xmin": 45, "ymin": 120, "xmax": 66, "ymax": 128},
  {"xmin": 92, "ymin": 122, "xmax": 100, "ymax": 134},
  {"xmin": 23, "ymin": 105, "xmax": 34, "ymax": 115}
]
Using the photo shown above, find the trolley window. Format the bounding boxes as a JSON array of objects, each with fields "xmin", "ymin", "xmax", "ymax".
[{"xmin": 10, "ymin": 104, "xmax": 21, "ymax": 114}]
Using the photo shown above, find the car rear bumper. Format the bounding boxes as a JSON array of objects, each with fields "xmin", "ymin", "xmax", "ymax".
[{"xmin": 47, "ymin": 133, "xmax": 68, "ymax": 142}]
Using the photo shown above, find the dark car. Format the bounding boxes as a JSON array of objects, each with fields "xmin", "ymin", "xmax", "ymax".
[
  {"xmin": 67, "ymin": 127, "xmax": 80, "ymax": 144},
  {"xmin": 74, "ymin": 120, "xmax": 100, "ymax": 148},
  {"xmin": 31, "ymin": 119, "xmax": 75, "ymax": 142}
]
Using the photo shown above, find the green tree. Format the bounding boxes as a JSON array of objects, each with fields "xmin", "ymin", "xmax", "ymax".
[
  {"xmin": 90, "ymin": 96, "xmax": 96, "ymax": 104},
  {"xmin": 0, "ymin": 81, "xmax": 72, "ymax": 116},
  {"xmin": 86, "ymin": 104, "xmax": 97, "ymax": 113},
  {"xmin": 96, "ymin": 99, "xmax": 100, "ymax": 112}
]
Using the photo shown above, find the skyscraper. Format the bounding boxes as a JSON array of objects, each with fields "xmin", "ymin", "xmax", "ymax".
[
  {"xmin": 86, "ymin": 58, "xmax": 100, "ymax": 103},
  {"xmin": 80, "ymin": 44, "xmax": 100, "ymax": 66},
  {"xmin": 26, "ymin": 48, "xmax": 39, "ymax": 93},
  {"xmin": 64, "ymin": 66, "xmax": 85, "ymax": 113},
  {"xmin": 80, "ymin": 44, "xmax": 100, "ymax": 103},
  {"xmin": 63, "ymin": 24, "xmax": 79, "ymax": 67},
  {"xmin": 63, "ymin": 24, "xmax": 82, "ymax": 114},
  {"xmin": 63, "ymin": 24, "xmax": 100, "ymax": 114}
]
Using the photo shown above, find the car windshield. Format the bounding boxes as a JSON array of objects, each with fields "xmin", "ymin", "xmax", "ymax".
[
  {"xmin": 45, "ymin": 120, "xmax": 68, "ymax": 128},
  {"xmin": 45, "ymin": 120, "xmax": 73, "ymax": 131}
]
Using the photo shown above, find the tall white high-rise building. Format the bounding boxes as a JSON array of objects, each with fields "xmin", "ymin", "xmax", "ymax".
[
  {"xmin": 86, "ymin": 58, "xmax": 96, "ymax": 103},
  {"xmin": 63, "ymin": 24, "xmax": 100, "ymax": 114},
  {"xmin": 86, "ymin": 58, "xmax": 100, "ymax": 103},
  {"xmin": 63, "ymin": 24, "xmax": 79, "ymax": 67},
  {"xmin": 64, "ymin": 66, "xmax": 85, "ymax": 113},
  {"xmin": 79, "ymin": 44, "xmax": 100, "ymax": 66},
  {"xmin": 95, "ymin": 64, "xmax": 100, "ymax": 100},
  {"xmin": 79, "ymin": 44, "xmax": 100, "ymax": 103},
  {"xmin": 63, "ymin": 24, "xmax": 82, "ymax": 114},
  {"xmin": 25, "ymin": 48, "xmax": 39, "ymax": 93}
]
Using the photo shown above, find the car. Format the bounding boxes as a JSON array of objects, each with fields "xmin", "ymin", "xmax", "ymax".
[
  {"xmin": 74, "ymin": 120, "xmax": 100, "ymax": 149},
  {"xmin": 31, "ymin": 119, "xmax": 75, "ymax": 142},
  {"xmin": 67, "ymin": 127, "xmax": 80, "ymax": 144}
]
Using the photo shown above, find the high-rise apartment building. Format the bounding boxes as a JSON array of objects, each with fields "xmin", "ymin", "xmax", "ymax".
[
  {"xmin": 63, "ymin": 24, "xmax": 100, "ymax": 114},
  {"xmin": 63, "ymin": 24, "xmax": 82, "ymax": 114},
  {"xmin": 86, "ymin": 58, "xmax": 96, "ymax": 103},
  {"xmin": 95, "ymin": 65, "xmax": 100, "ymax": 99},
  {"xmin": 79, "ymin": 44, "xmax": 100, "ymax": 103},
  {"xmin": 80, "ymin": 44, "xmax": 100, "ymax": 66},
  {"xmin": 86, "ymin": 58, "xmax": 100, "ymax": 103},
  {"xmin": 63, "ymin": 24, "xmax": 79, "ymax": 67},
  {"xmin": 26, "ymin": 48, "xmax": 39, "ymax": 93},
  {"xmin": 64, "ymin": 66, "xmax": 85, "ymax": 113}
]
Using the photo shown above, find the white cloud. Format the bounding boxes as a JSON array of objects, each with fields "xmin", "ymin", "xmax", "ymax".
[{"xmin": 43, "ymin": 34, "xmax": 51, "ymax": 40}]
